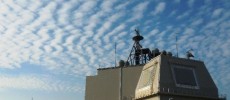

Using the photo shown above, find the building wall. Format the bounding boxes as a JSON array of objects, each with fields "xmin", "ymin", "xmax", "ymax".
[
  {"xmin": 85, "ymin": 69, "xmax": 120, "ymax": 100},
  {"xmin": 85, "ymin": 66, "xmax": 143, "ymax": 100}
]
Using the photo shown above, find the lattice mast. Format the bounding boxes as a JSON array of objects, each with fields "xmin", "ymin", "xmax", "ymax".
[{"xmin": 127, "ymin": 29, "xmax": 151, "ymax": 65}]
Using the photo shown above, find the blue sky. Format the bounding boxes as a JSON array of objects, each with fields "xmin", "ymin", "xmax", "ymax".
[{"xmin": 0, "ymin": 0, "xmax": 229, "ymax": 100}]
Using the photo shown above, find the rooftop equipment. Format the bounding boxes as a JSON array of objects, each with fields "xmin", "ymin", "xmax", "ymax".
[{"xmin": 126, "ymin": 29, "xmax": 152, "ymax": 65}]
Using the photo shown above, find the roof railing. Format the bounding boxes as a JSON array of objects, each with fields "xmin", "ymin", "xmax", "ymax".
[{"xmin": 159, "ymin": 87, "xmax": 226, "ymax": 100}]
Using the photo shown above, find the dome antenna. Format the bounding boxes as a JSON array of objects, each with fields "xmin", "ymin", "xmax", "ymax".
[{"xmin": 186, "ymin": 49, "xmax": 194, "ymax": 59}]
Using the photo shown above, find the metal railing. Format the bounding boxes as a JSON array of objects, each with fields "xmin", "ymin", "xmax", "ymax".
[{"xmin": 159, "ymin": 87, "xmax": 226, "ymax": 100}]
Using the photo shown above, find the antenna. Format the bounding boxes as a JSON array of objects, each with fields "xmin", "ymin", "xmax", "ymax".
[
  {"xmin": 115, "ymin": 42, "xmax": 117, "ymax": 67},
  {"xmin": 176, "ymin": 33, "xmax": 179, "ymax": 57}
]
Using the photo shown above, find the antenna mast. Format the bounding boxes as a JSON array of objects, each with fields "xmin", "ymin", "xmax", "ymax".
[
  {"xmin": 115, "ymin": 42, "xmax": 117, "ymax": 67},
  {"xmin": 176, "ymin": 33, "xmax": 178, "ymax": 57},
  {"xmin": 126, "ymin": 29, "xmax": 151, "ymax": 65}
]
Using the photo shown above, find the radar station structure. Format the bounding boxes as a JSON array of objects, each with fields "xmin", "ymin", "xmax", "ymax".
[
  {"xmin": 126, "ymin": 29, "xmax": 152, "ymax": 65},
  {"xmin": 85, "ymin": 28, "xmax": 226, "ymax": 100}
]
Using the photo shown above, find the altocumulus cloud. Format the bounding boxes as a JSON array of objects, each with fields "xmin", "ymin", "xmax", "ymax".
[
  {"xmin": 0, "ymin": 0, "xmax": 136, "ymax": 93},
  {"xmin": 0, "ymin": 74, "xmax": 82, "ymax": 92}
]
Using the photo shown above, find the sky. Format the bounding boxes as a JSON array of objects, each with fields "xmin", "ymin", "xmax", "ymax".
[{"xmin": 0, "ymin": 0, "xmax": 229, "ymax": 100}]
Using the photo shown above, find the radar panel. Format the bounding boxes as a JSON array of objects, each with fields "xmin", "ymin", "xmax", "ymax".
[
  {"xmin": 136, "ymin": 64, "xmax": 157, "ymax": 90},
  {"xmin": 172, "ymin": 65, "xmax": 199, "ymax": 89}
]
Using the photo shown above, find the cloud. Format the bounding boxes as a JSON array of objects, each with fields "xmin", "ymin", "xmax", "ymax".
[
  {"xmin": 174, "ymin": 0, "xmax": 180, "ymax": 3},
  {"xmin": 78, "ymin": 1, "xmax": 97, "ymax": 13},
  {"xmin": 0, "ymin": 0, "xmax": 87, "ymax": 76},
  {"xmin": 151, "ymin": 2, "xmax": 166, "ymax": 15},
  {"xmin": 188, "ymin": 0, "xmax": 195, "ymax": 8},
  {"xmin": 212, "ymin": 8, "xmax": 223, "ymax": 18},
  {"xmin": 191, "ymin": 18, "xmax": 203, "ymax": 26},
  {"xmin": 115, "ymin": 1, "xmax": 130, "ymax": 10},
  {"xmin": 100, "ymin": 0, "xmax": 117, "ymax": 12},
  {"xmin": 128, "ymin": 1, "xmax": 149, "ymax": 22},
  {"xmin": 103, "ymin": 23, "xmax": 126, "ymax": 43},
  {"xmin": 0, "ymin": 74, "xmax": 83, "ymax": 92},
  {"xmin": 176, "ymin": 11, "xmax": 190, "ymax": 20}
]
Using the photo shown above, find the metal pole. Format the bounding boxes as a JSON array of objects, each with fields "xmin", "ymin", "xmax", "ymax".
[
  {"xmin": 119, "ymin": 66, "xmax": 123, "ymax": 100},
  {"xmin": 176, "ymin": 34, "xmax": 178, "ymax": 57},
  {"xmin": 115, "ymin": 42, "xmax": 117, "ymax": 67}
]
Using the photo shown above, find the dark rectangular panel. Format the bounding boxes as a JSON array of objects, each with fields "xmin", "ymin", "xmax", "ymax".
[{"xmin": 173, "ymin": 67, "xmax": 197, "ymax": 86}]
